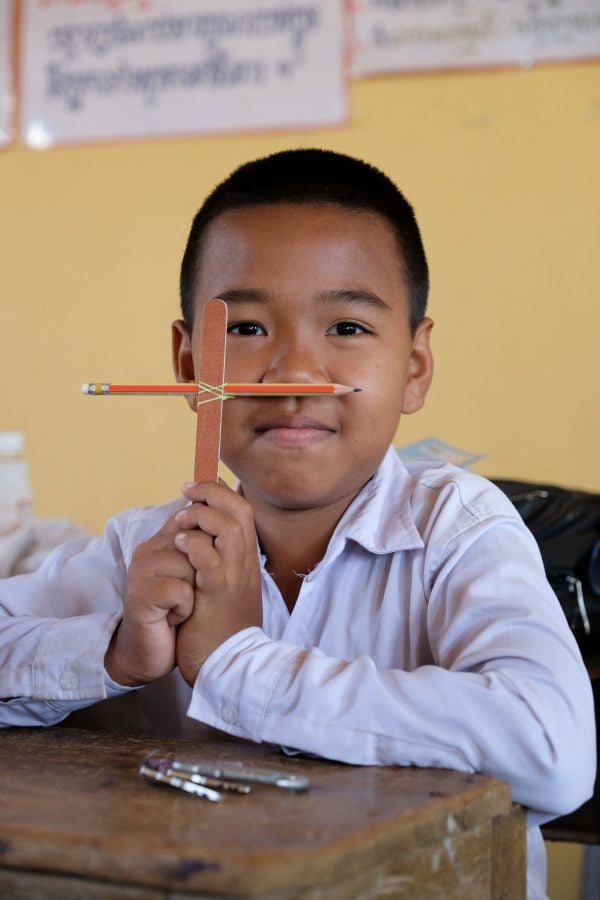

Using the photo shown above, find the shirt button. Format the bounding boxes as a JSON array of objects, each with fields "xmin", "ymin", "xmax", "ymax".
[
  {"xmin": 59, "ymin": 670, "xmax": 78, "ymax": 691},
  {"xmin": 221, "ymin": 702, "xmax": 238, "ymax": 725}
]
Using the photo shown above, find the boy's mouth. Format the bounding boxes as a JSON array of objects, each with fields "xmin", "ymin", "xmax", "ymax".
[{"xmin": 255, "ymin": 414, "xmax": 335, "ymax": 448}]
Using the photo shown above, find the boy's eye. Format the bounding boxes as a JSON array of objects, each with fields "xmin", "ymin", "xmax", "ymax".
[
  {"xmin": 227, "ymin": 322, "xmax": 266, "ymax": 336},
  {"xmin": 327, "ymin": 321, "xmax": 368, "ymax": 336}
]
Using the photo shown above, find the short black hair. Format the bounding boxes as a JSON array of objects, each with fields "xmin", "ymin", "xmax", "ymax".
[{"xmin": 179, "ymin": 148, "xmax": 429, "ymax": 333}]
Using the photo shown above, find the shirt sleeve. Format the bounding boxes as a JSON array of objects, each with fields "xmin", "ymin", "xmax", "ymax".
[
  {"xmin": 0, "ymin": 523, "xmax": 130, "ymax": 727},
  {"xmin": 187, "ymin": 517, "xmax": 596, "ymax": 824}
]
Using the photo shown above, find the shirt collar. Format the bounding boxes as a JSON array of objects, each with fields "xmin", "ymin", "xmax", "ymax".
[{"xmin": 326, "ymin": 445, "xmax": 424, "ymax": 558}]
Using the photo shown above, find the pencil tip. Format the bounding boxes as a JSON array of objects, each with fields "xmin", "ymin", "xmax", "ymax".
[{"xmin": 353, "ymin": 387, "xmax": 362, "ymax": 392}]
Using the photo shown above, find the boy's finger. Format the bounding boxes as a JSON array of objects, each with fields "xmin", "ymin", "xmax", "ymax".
[
  {"xmin": 173, "ymin": 530, "xmax": 248, "ymax": 598},
  {"xmin": 127, "ymin": 576, "xmax": 195, "ymax": 622},
  {"xmin": 174, "ymin": 507, "xmax": 253, "ymax": 575},
  {"xmin": 181, "ymin": 480, "xmax": 251, "ymax": 519},
  {"xmin": 128, "ymin": 547, "xmax": 197, "ymax": 595},
  {"xmin": 174, "ymin": 530, "xmax": 221, "ymax": 576},
  {"xmin": 165, "ymin": 587, "xmax": 196, "ymax": 626},
  {"xmin": 174, "ymin": 503, "xmax": 244, "ymax": 538},
  {"xmin": 179, "ymin": 482, "xmax": 255, "ymax": 539},
  {"xmin": 131, "ymin": 532, "xmax": 192, "ymax": 560},
  {"xmin": 151, "ymin": 505, "xmax": 194, "ymax": 537}
]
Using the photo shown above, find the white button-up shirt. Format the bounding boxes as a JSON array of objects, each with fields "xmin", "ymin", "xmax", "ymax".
[{"xmin": 0, "ymin": 447, "xmax": 595, "ymax": 899}]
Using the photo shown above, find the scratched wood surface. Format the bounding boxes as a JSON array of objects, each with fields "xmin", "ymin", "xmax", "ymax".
[{"xmin": 0, "ymin": 728, "xmax": 525, "ymax": 899}]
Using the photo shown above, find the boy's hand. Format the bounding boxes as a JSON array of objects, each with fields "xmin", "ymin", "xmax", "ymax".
[
  {"xmin": 173, "ymin": 481, "xmax": 262, "ymax": 687},
  {"xmin": 104, "ymin": 517, "xmax": 197, "ymax": 687}
]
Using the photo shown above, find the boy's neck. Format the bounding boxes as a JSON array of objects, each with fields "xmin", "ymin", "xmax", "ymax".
[{"xmin": 247, "ymin": 493, "xmax": 355, "ymax": 612}]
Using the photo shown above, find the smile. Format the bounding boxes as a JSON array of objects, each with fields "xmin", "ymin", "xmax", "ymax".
[{"xmin": 255, "ymin": 414, "xmax": 335, "ymax": 449}]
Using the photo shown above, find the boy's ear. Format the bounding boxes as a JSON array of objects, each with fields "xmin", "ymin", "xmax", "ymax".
[
  {"xmin": 171, "ymin": 320, "xmax": 197, "ymax": 411},
  {"xmin": 402, "ymin": 317, "xmax": 434, "ymax": 415}
]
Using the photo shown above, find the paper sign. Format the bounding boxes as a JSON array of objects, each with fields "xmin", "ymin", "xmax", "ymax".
[
  {"xmin": 396, "ymin": 437, "xmax": 483, "ymax": 469},
  {"xmin": 0, "ymin": 0, "xmax": 14, "ymax": 147},
  {"xmin": 353, "ymin": 0, "xmax": 600, "ymax": 76},
  {"xmin": 20, "ymin": 0, "xmax": 348, "ymax": 148}
]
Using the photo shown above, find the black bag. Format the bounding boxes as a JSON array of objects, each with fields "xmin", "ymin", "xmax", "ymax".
[{"xmin": 492, "ymin": 479, "xmax": 600, "ymax": 662}]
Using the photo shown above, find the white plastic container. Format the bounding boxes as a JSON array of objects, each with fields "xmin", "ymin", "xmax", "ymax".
[{"xmin": 0, "ymin": 432, "xmax": 34, "ymax": 535}]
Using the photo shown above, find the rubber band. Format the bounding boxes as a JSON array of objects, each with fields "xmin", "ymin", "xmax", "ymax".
[{"xmin": 196, "ymin": 381, "xmax": 234, "ymax": 404}]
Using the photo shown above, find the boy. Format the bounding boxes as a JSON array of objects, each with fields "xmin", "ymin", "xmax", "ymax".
[{"xmin": 0, "ymin": 149, "xmax": 595, "ymax": 898}]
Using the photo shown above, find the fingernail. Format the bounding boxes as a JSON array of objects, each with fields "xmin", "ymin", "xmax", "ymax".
[
  {"xmin": 181, "ymin": 481, "xmax": 195, "ymax": 491},
  {"xmin": 174, "ymin": 532, "xmax": 187, "ymax": 550}
]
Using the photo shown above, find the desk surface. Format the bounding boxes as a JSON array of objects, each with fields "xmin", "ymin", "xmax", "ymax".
[{"xmin": 0, "ymin": 728, "xmax": 525, "ymax": 899}]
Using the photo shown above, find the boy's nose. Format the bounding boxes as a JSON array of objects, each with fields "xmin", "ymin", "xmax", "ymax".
[{"xmin": 261, "ymin": 340, "xmax": 328, "ymax": 385}]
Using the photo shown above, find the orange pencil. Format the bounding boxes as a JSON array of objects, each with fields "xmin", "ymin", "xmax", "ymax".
[{"xmin": 82, "ymin": 383, "xmax": 360, "ymax": 396}]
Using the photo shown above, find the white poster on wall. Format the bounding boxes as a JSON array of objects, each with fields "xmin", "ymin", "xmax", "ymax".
[
  {"xmin": 0, "ymin": 0, "xmax": 14, "ymax": 147},
  {"xmin": 353, "ymin": 0, "xmax": 600, "ymax": 76},
  {"xmin": 20, "ymin": 0, "xmax": 348, "ymax": 148}
]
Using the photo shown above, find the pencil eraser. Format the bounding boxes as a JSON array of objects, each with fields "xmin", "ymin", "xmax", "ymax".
[{"xmin": 81, "ymin": 383, "xmax": 89, "ymax": 394}]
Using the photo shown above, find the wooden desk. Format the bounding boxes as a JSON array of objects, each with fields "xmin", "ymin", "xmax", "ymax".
[{"xmin": 0, "ymin": 728, "xmax": 525, "ymax": 899}]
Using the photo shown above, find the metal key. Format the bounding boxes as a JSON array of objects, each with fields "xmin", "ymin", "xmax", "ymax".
[
  {"xmin": 170, "ymin": 759, "xmax": 310, "ymax": 792},
  {"xmin": 140, "ymin": 753, "xmax": 252, "ymax": 796},
  {"xmin": 138, "ymin": 761, "xmax": 223, "ymax": 802}
]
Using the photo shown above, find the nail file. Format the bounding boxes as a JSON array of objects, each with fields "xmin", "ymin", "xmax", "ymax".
[{"xmin": 194, "ymin": 298, "xmax": 227, "ymax": 483}]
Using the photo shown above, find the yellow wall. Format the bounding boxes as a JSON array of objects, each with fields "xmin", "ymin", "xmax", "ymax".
[
  {"xmin": 0, "ymin": 60, "xmax": 597, "ymax": 897},
  {"xmin": 1, "ymin": 61, "xmax": 599, "ymax": 534}
]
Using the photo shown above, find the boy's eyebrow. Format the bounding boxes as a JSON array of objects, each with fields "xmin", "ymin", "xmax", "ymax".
[
  {"xmin": 316, "ymin": 289, "xmax": 392, "ymax": 314},
  {"xmin": 216, "ymin": 289, "xmax": 269, "ymax": 305},
  {"xmin": 216, "ymin": 288, "xmax": 392, "ymax": 313}
]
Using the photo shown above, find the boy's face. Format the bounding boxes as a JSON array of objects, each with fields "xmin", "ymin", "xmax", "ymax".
[{"xmin": 173, "ymin": 203, "xmax": 432, "ymax": 513}]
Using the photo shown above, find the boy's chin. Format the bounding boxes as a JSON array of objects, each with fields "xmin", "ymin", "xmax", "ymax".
[
  {"xmin": 244, "ymin": 482, "xmax": 329, "ymax": 512},
  {"xmin": 235, "ymin": 469, "xmax": 371, "ymax": 515}
]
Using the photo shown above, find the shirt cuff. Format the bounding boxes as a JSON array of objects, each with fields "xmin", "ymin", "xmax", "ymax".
[
  {"xmin": 32, "ymin": 611, "xmax": 123, "ymax": 702},
  {"xmin": 186, "ymin": 627, "xmax": 303, "ymax": 740},
  {"xmin": 104, "ymin": 671, "xmax": 138, "ymax": 698}
]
